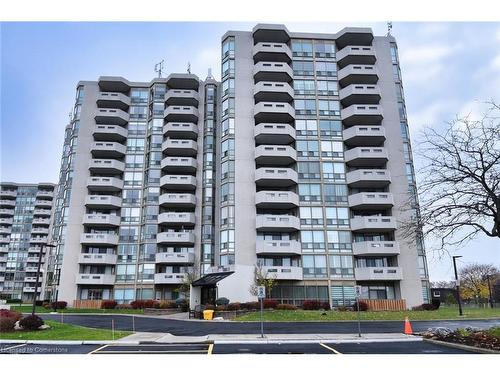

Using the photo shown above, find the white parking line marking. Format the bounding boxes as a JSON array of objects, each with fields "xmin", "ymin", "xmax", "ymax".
[
  {"xmin": 88, "ymin": 344, "xmax": 109, "ymax": 355},
  {"xmin": 319, "ymin": 343, "xmax": 342, "ymax": 354}
]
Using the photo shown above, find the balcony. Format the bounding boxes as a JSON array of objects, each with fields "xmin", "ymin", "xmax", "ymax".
[
  {"xmin": 93, "ymin": 124, "xmax": 128, "ymax": 142},
  {"xmin": 256, "ymin": 214, "xmax": 300, "ymax": 232},
  {"xmin": 344, "ymin": 147, "xmax": 388, "ymax": 167},
  {"xmin": 76, "ymin": 274, "xmax": 115, "ymax": 285},
  {"xmin": 0, "ymin": 200, "xmax": 16, "ymax": 207},
  {"xmin": 98, "ymin": 77, "xmax": 131, "ymax": 92},
  {"xmin": 341, "ymin": 105, "xmax": 383, "ymax": 125},
  {"xmin": 0, "ymin": 237, "xmax": 10, "ymax": 243},
  {"xmin": 254, "ymin": 81, "xmax": 294, "ymax": 102},
  {"xmin": 89, "ymin": 159, "xmax": 125, "ymax": 174},
  {"xmin": 350, "ymin": 216, "xmax": 397, "ymax": 232},
  {"xmin": 335, "ymin": 27, "xmax": 374, "ymax": 49},
  {"xmin": 26, "ymin": 266, "xmax": 43, "ymax": 273},
  {"xmin": 158, "ymin": 212, "xmax": 196, "ymax": 226},
  {"xmin": 255, "ymin": 168, "xmax": 298, "ymax": 187},
  {"xmin": 82, "ymin": 214, "xmax": 121, "ymax": 227},
  {"xmin": 155, "ymin": 252, "xmax": 195, "ymax": 264},
  {"xmin": 0, "ymin": 218, "xmax": 13, "ymax": 225},
  {"xmin": 160, "ymin": 175, "xmax": 197, "ymax": 191},
  {"xmin": 86, "ymin": 177, "xmax": 124, "ymax": 192},
  {"xmin": 29, "ymin": 237, "xmax": 47, "ymax": 244},
  {"xmin": 32, "ymin": 218, "xmax": 51, "ymax": 225},
  {"xmin": 85, "ymin": 195, "xmax": 122, "ymax": 209},
  {"xmin": 343, "ymin": 126, "xmax": 386, "ymax": 146},
  {"xmin": 254, "ymin": 102, "xmax": 295, "ymax": 123},
  {"xmin": 165, "ymin": 89, "xmax": 199, "ymax": 106},
  {"xmin": 352, "ymin": 241, "xmax": 400, "ymax": 256},
  {"xmin": 91, "ymin": 142, "xmax": 126, "ymax": 158},
  {"xmin": 338, "ymin": 65, "xmax": 379, "ymax": 87},
  {"xmin": 256, "ymin": 191, "xmax": 299, "ymax": 209},
  {"xmin": 252, "ymin": 24, "xmax": 291, "ymax": 44},
  {"xmin": 33, "ymin": 209, "xmax": 51, "ymax": 217},
  {"xmin": 94, "ymin": 108, "xmax": 129, "ymax": 126},
  {"xmin": 0, "ymin": 209, "xmax": 14, "ymax": 217},
  {"xmin": 253, "ymin": 42, "xmax": 292, "ymax": 63},
  {"xmin": 253, "ymin": 61, "xmax": 293, "ymax": 83},
  {"xmin": 23, "ymin": 287, "xmax": 42, "ymax": 293},
  {"xmin": 162, "ymin": 139, "xmax": 197, "ymax": 157},
  {"xmin": 256, "ymin": 239, "xmax": 301, "ymax": 256},
  {"xmin": 348, "ymin": 192, "xmax": 394, "ymax": 210},
  {"xmin": 0, "ymin": 227, "xmax": 11, "ymax": 234},
  {"xmin": 336, "ymin": 46, "xmax": 377, "ymax": 68},
  {"xmin": 80, "ymin": 233, "xmax": 119, "ymax": 246},
  {"xmin": 34, "ymin": 200, "xmax": 52, "ymax": 208},
  {"xmin": 0, "ymin": 190, "xmax": 17, "ymax": 198},
  {"xmin": 163, "ymin": 122, "xmax": 198, "ymax": 140},
  {"xmin": 24, "ymin": 276, "xmax": 38, "ymax": 283},
  {"xmin": 78, "ymin": 253, "xmax": 118, "ymax": 265},
  {"xmin": 255, "ymin": 145, "xmax": 297, "ymax": 166},
  {"xmin": 339, "ymin": 84, "xmax": 381, "ymax": 106},
  {"xmin": 28, "ymin": 247, "xmax": 42, "ymax": 254},
  {"xmin": 160, "ymin": 157, "xmax": 197, "ymax": 174},
  {"xmin": 31, "ymin": 227, "xmax": 49, "ymax": 235},
  {"xmin": 26, "ymin": 256, "xmax": 41, "ymax": 263},
  {"xmin": 154, "ymin": 273, "xmax": 186, "ymax": 284},
  {"xmin": 164, "ymin": 106, "xmax": 199, "ymax": 123},
  {"xmin": 156, "ymin": 231, "xmax": 195, "ymax": 245},
  {"xmin": 96, "ymin": 92, "xmax": 130, "ymax": 110},
  {"xmin": 346, "ymin": 169, "xmax": 391, "ymax": 188},
  {"xmin": 261, "ymin": 266, "xmax": 303, "ymax": 280},
  {"xmin": 254, "ymin": 123, "xmax": 296, "ymax": 145},
  {"xmin": 159, "ymin": 193, "xmax": 196, "ymax": 208},
  {"xmin": 355, "ymin": 267, "xmax": 403, "ymax": 281}
]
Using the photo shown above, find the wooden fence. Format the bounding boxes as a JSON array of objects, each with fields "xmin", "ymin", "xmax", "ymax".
[
  {"xmin": 73, "ymin": 300, "xmax": 103, "ymax": 309},
  {"xmin": 360, "ymin": 299, "xmax": 406, "ymax": 311}
]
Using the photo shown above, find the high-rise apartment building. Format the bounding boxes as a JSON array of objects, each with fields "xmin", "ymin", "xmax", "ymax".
[
  {"xmin": 46, "ymin": 24, "xmax": 429, "ymax": 309},
  {"xmin": 0, "ymin": 182, "xmax": 56, "ymax": 302}
]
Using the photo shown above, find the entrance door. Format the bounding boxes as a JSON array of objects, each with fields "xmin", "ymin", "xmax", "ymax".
[{"xmin": 200, "ymin": 286, "xmax": 216, "ymax": 305}]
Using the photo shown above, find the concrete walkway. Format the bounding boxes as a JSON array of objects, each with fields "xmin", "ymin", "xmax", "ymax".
[{"xmin": 117, "ymin": 331, "xmax": 421, "ymax": 344}]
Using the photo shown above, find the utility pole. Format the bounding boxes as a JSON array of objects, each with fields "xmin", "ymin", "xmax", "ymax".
[
  {"xmin": 452, "ymin": 256, "xmax": 463, "ymax": 316},
  {"xmin": 31, "ymin": 243, "xmax": 56, "ymax": 315},
  {"xmin": 486, "ymin": 274, "xmax": 494, "ymax": 308}
]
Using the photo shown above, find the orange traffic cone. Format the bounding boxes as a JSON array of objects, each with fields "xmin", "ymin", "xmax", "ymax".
[{"xmin": 404, "ymin": 316, "xmax": 413, "ymax": 335}]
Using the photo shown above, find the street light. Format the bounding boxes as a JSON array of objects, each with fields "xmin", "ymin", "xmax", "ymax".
[
  {"xmin": 452, "ymin": 256, "xmax": 463, "ymax": 316},
  {"xmin": 31, "ymin": 243, "xmax": 56, "ymax": 316}
]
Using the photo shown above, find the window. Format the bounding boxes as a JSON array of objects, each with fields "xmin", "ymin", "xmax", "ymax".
[
  {"xmin": 319, "ymin": 120, "xmax": 342, "ymax": 136},
  {"xmin": 320, "ymin": 140, "xmax": 343, "ymax": 158},
  {"xmin": 325, "ymin": 207, "xmax": 349, "ymax": 227},
  {"xmin": 130, "ymin": 89, "xmax": 148, "ymax": 103},
  {"xmin": 295, "ymin": 99, "xmax": 316, "ymax": 115},
  {"xmin": 301, "ymin": 230, "xmax": 325, "ymax": 251},
  {"xmin": 297, "ymin": 161, "xmax": 320, "ymax": 179},
  {"xmin": 356, "ymin": 257, "xmax": 394, "ymax": 267},
  {"xmin": 116, "ymin": 264, "xmax": 136, "ymax": 282},
  {"xmin": 318, "ymin": 100, "xmax": 340, "ymax": 116},
  {"xmin": 220, "ymin": 206, "xmax": 235, "ymax": 226},
  {"xmin": 220, "ymin": 183, "xmax": 234, "ymax": 203},
  {"xmin": 323, "ymin": 184, "xmax": 348, "ymax": 203},
  {"xmin": 298, "ymin": 184, "xmax": 322, "ymax": 202},
  {"xmin": 398, "ymin": 102, "xmax": 406, "ymax": 120},
  {"xmin": 222, "ymin": 59, "xmax": 235, "ymax": 77},
  {"xmin": 322, "ymin": 162, "xmax": 345, "ymax": 180},
  {"xmin": 221, "ymin": 118, "xmax": 235, "ymax": 136},
  {"xmin": 129, "ymin": 106, "xmax": 147, "ymax": 119},
  {"xmin": 220, "ymin": 230, "xmax": 235, "ymax": 252},
  {"xmin": 124, "ymin": 172, "xmax": 143, "ymax": 186},
  {"xmin": 222, "ymin": 78, "xmax": 235, "ymax": 96},
  {"xmin": 314, "ymin": 41, "xmax": 336, "ymax": 58},
  {"xmin": 293, "ymin": 80, "xmax": 316, "ymax": 95},
  {"xmin": 326, "ymin": 230, "xmax": 352, "ymax": 251},
  {"xmin": 299, "ymin": 206, "xmax": 324, "ymax": 226},
  {"xmin": 296, "ymin": 140, "xmax": 319, "ymax": 157},
  {"xmin": 222, "ymin": 37, "xmax": 235, "ymax": 58},
  {"xmin": 221, "ymin": 98, "xmax": 235, "ymax": 117},
  {"xmin": 315, "ymin": 61, "xmax": 337, "ymax": 77},
  {"xmin": 331, "ymin": 285, "xmax": 356, "ymax": 306},
  {"xmin": 392, "ymin": 64, "xmax": 401, "ymax": 80},
  {"xmin": 403, "ymin": 143, "xmax": 412, "ymax": 161},
  {"xmin": 292, "ymin": 61, "xmax": 314, "ymax": 76},
  {"xmin": 291, "ymin": 40, "xmax": 313, "ymax": 57},
  {"xmin": 406, "ymin": 163, "xmax": 415, "ymax": 183},
  {"xmin": 295, "ymin": 120, "xmax": 318, "ymax": 136},
  {"xmin": 302, "ymin": 255, "xmax": 327, "ymax": 278},
  {"xmin": 329, "ymin": 255, "xmax": 354, "ymax": 278},
  {"xmin": 121, "ymin": 207, "xmax": 140, "ymax": 223},
  {"xmin": 400, "ymin": 122, "xmax": 409, "ymax": 140},
  {"xmin": 122, "ymin": 189, "xmax": 141, "ymax": 204},
  {"xmin": 395, "ymin": 83, "xmax": 404, "ymax": 101},
  {"xmin": 390, "ymin": 44, "xmax": 398, "ymax": 64},
  {"xmin": 221, "ymin": 139, "xmax": 235, "ymax": 158},
  {"xmin": 126, "ymin": 138, "xmax": 145, "ymax": 152},
  {"xmin": 317, "ymin": 80, "xmax": 339, "ymax": 96}
]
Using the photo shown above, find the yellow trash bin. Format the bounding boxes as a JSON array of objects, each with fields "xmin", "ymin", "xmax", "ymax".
[{"xmin": 203, "ymin": 309, "xmax": 214, "ymax": 320}]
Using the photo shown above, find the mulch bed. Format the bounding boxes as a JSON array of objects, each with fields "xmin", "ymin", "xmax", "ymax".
[{"xmin": 421, "ymin": 328, "xmax": 500, "ymax": 351}]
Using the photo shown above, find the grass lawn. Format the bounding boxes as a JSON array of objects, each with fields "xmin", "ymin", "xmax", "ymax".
[
  {"xmin": 11, "ymin": 305, "xmax": 144, "ymax": 315},
  {"xmin": 233, "ymin": 306, "xmax": 500, "ymax": 322},
  {"xmin": 0, "ymin": 321, "xmax": 131, "ymax": 340}
]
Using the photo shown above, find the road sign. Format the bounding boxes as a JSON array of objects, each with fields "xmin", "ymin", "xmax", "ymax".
[
  {"xmin": 355, "ymin": 285, "xmax": 362, "ymax": 298},
  {"xmin": 257, "ymin": 286, "xmax": 266, "ymax": 299}
]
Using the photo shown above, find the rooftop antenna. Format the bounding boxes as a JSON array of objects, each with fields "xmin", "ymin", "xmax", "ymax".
[
  {"xmin": 207, "ymin": 68, "xmax": 213, "ymax": 79},
  {"xmin": 187, "ymin": 62, "xmax": 191, "ymax": 74},
  {"xmin": 387, "ymin": 22, "xmax": 393, "ymax": 36},
  {"xmin": 154, "ymin": 60, "xmax": 165, "ymax": 78}
]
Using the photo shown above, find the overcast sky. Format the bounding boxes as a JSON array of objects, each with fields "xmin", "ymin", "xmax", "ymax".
[{"xmin": 1, "ymin": 22, "xmax": 499, "ymax": 281}]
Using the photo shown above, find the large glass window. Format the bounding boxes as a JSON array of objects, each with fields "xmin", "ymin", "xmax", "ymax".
[
  {"xmin": 317, "ymin": 80, "xmax": 339, "ymax": 96},
  {"xmin": 295, "ymin": 120, "xmax": 318, "ymax": 136},
  {"xmin": 326, "ymin": 230, "xmax": 352, "ymax": 252},
  {"xmin": 291, "ymin": 40, "xmax": 313, "ymax": 57},
  {"xmin": 297, "ymin": 161, "xmax": 321, "ymax": 179},
  {"xmin": 322, "ymin": 162, "xmax": 345, "ymax": 180},
  {"xmin": 292, "ymin": 61, "xmax": 314, "ymax": 76},
  {"xmin": 325, "ymin": 207, "xmax": 349, "ymax": 227},
  {"xmin": 298, "ymin": 183, "xmax": 322, "ymax": 202},
  {"xmin": 320, "ymin": 140, "xmax": 343, "ymax": 158},
  {"xmin": 319, "ymin": 120, "xmax": 342, "ymax": 137},
  {"xmin": 296, "ymin": 140, "xmax": 319, "ymax": 157},
  {"xmin": 299, "ymin": 206, "xmax": 324, "ymax": 226},
  {"xmin": 315, "ymin": 61, "xmax": 337, "ymax": 77},
  {"xmin": 318, "ymin": 100, "xmax": 340, "ymax": 116},
  {"xmin": 303, "ymin": 255, "xmax": 327, "ymax": 278},
  {"xmin": 293, "ymin": 80, "xmax": 316, "ymax": 95},
  {"xmin": 314, "ymin": 41, "xmax": 336, "ymax": 58},
  {"xmin": 301, "ymin": 231, "xmax": 326, "ymax": 251},
  {"xmin": 295, "ymin": 99, "xmax": 316, "ymax": 115},
  {"xmin": 329, "ymin": 255, "xmax": 354, "ymax": 278}
]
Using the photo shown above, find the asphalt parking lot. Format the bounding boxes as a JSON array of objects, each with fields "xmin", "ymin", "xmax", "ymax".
[{"xmin": 0, "ymin": 341, "xmax": 475, "ymax": 354}]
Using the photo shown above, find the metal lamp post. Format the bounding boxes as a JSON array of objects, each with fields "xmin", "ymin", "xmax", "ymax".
[
  {"xmin": 452, "ymin": 256, "xmax": 463, "ymax": 316},
  {"xmin": 31, "ymin": 243, "xmax": 56, "ymax": 315}
]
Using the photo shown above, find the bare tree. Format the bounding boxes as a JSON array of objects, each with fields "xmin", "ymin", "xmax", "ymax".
[
  {"xmin": 175, "ymin": 265, "xmax": 200, "ymax": 299},
  {"xmin": 430, "ymin": 281, "xmax": 456, "ymax": 289},
  {"xmin": 458, "ymin": 263, "xmax": 499, "ymax": 301},
  {"xmin": 402, "ymin": 101, "xmax": 500, "ymax": 253},
  {"xmin": 249, "ymin": 263, "xmax": 277, "ymax": 298}
]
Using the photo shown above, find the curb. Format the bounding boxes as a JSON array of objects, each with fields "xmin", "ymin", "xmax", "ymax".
[
  {"xmin": 422, "ymin": 338, "xmax": 500, "ymax": 354},
  {"xmin": 212, "ymin": 336, "xmax": 423, "ymax": 345}
]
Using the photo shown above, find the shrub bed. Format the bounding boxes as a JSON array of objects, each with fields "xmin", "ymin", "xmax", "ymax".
[
  {"xmin": 0, "ymin": 317, "xmax": 16, "ymax": 332},
  {"xmin": 51, "ymin": 301, "xmax": 68, "ymax": 309},
  {"xmin": 276, "ymin": 304, "xmax": 297, "ymax": 310},
  {"xmin": 0, "ymin": 309, "xmax": 22, "ymax": 322},
  {"xmin": 101, "ymin": 300, "xmax": 118, "ymax": 309},
  {"xmin": 302, "ymin": 300, "xmax": 322, "ymax": 310},
  {"xmin": 263, "ymin": 299, "xmax": 278, "ymax": 309},
  {"xmin": 130, "ymin": 300, "xmax": 160, "ymax": 309},
  {"xmin": 19, "ymin": 314, "xmax": 44, "ymax": 330},
  {"xmin": 351, "ymin": 301, "xmax": 369, "ymax": 311}
]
